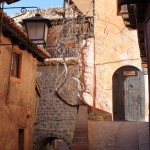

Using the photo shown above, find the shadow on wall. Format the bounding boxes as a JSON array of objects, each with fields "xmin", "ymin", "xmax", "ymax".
[{"xmin": 34, "ymin": 137, "xmax": 70, "ymax": 150}]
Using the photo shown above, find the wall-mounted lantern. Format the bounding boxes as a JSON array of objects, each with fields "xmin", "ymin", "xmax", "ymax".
[{"xmin": 22, "ymin": 13, "xmax": 51, "ymax": 47}]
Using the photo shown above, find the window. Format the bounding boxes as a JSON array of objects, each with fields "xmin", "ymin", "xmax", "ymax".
[
  {"xmin": 18, "ymin": 129, "xmax": 24, "ymax": 150},
  {"xmin": 11, "ymin": 52, "xmax": 21, "ymax": 78}
]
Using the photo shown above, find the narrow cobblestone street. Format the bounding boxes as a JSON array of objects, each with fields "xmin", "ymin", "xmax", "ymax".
[{"xmin": 88, "ymin": 121, "xmax": 149, "ymax": 150}]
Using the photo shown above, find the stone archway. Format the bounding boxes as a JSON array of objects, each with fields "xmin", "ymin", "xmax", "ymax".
[
  {"xmin": 34, "ymin": 138, "xmax": 70, "ymax": 150},
  {"xmin": 34, "ymin": 133, "xmax": 71, "ymax": 150}
]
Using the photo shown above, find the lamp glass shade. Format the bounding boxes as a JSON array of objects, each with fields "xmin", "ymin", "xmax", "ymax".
[
  {"xmin": 22, "ymin": 14, "xmax": 51, "ymax": 45},
  {"xmin": 44, "ymin": 24, "xmax": 49, "ymax": 44},
  {"xmin": 26, "ymin": 22, "xmax": 44, "ymax": 42}
]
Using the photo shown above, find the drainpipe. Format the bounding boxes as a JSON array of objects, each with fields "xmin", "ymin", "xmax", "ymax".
[
  {"xmin": 92, "ymin": 37, "xmax": 96, "ymax": 112},
  {"xmin": 147, "ymin": 44, "xmax": 150, "ymax": 149},
  {"xmin": 144, "ymin": 14, "xmax": 150, "ymax": 144},
  {"xmin": 147, "ymin": 32, "xmax": 150, "ymax": 145},
  {"xmin": 93, "ymin": 0, "xmax": 96, "ymax": 112}
]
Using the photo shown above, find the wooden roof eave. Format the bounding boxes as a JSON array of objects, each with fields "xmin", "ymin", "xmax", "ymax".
[
  {"xmin": 0, "ymin": 0, "xmax": 20, "ymax": 4},
  {"xmin": 43, "ymin": 57, "xmax": 78, "ymax": 66},
  {"xmin": 117, "ymin": 0, "xmax": 148, "ymax": 15},
  {"xmin": 137, "ymin": 23, "xmax": 147, "ymax": 65},
  {"xmin": 118, "ymin": 4, "xmax": 137, "ymax": 29}
]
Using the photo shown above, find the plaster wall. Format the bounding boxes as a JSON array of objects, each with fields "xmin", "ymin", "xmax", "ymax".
[
  {"xmin": 94, "ymin": 0, "xmax": 141, "ymax": 114},
  {"xmin": 74, "ymin": 0, "xmax": 147, "ymax": 119},
  {"xmin": 0, "ymin": 35, "xmax": 38, "ymax": 150}
]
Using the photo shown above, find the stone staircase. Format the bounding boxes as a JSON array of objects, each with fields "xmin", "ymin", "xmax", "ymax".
[
  {"xmin": 88, "ymin": 121, "xmax": 149, "ymax": 150},
  {"xmin": 71, "ymin": 107, "xmax": 149, "ymax": 150},
  {"xmin": 71, "ymin": 105, "xmax": 88, "ymax": 150},
  {"xmin": 138, "ymin": 123, "xmax": 149, "ymax": 150}
]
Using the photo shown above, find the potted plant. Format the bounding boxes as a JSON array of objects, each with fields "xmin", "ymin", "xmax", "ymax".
[{"xmin": 88, "ymin": 112, "xmax": 107, "ymax": 121}]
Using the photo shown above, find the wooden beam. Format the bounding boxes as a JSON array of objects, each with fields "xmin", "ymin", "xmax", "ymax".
[
  {"xmin": 19, "ymin": 44, "xmax": 27, "ymax": 50},
  {"xmin": 2, "ymin": 29, "xmax": 11, "ymax": 37},
  {"xmin": 120, "ymin": 0, "xmax": 147, "ymax": 5},
  {"xmin": 141, "ymin": 56, "xmax": 147, "ymax": 63}
]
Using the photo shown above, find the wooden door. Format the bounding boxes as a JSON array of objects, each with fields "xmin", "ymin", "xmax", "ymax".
[{"xmin": 113, "ymin": 66, "xmax": 145, "ymax": 121}]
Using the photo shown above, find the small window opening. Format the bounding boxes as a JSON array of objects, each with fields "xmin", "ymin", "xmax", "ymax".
[
  {"xmin": 11, "ymin": 52, "xmax": 20, "ymax": 78},
  {"xmin": 18, "ymin": 129, "xmax": 24, "ymax": 150}
]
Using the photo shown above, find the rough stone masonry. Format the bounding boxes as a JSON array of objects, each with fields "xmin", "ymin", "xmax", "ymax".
[{"xmin": 34, "ymin": 64, "xmax": 79, "ymax": 148}]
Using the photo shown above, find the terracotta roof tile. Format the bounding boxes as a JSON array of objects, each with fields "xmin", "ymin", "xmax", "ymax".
[{"xmin": 0, "ymin": 0, "xmax": 20, "ymax": 4}]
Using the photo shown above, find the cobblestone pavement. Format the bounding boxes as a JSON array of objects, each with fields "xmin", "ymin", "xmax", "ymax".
[{"xmin": 88, "ymin": 121, "xmax": 149, "ymax": 150}]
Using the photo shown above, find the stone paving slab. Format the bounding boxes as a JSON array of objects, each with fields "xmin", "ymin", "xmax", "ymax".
[
  {"xmin": 138, "ymin": 123, "xmax": 149, "ymax": 150},
  {"xmin": 88, "ymin": 121, "xmax": 149, "ymax": 150}
]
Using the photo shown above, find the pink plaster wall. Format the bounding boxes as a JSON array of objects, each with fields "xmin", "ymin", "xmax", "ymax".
[
  {"xmin": 0, "ymin": 35, "xmax": 38, "ymax": 150},
  {"xmin": 78, "ymin": 0, "xmax": 148, "ymax": 120}
]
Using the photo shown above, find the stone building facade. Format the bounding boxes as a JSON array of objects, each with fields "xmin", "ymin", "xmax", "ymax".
[
  {"xmin": 0, "ymin": 11, "xmax": 50, "ymax": 150},
  {"xmin": 71, "ymin": 0, "xmax": 148, "ymax": 121}
]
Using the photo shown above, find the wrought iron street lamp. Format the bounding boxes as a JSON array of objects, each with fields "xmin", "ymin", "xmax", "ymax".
[{"xmin": 22, "ymin": 13, "xmax": 51, "ymax": 47}]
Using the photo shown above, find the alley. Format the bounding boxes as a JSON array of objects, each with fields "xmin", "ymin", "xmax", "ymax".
[{"xmin": 88, "ymin": 121, "xmax": 149, "ymax": 150}]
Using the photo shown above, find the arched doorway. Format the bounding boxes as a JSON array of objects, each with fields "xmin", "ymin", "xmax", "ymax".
[
  {"xmin": 35, "ymin": 137, "xmax": 70, "ymax": 150},
  {"xmin": 112, "ymin": 66, "xmax": 145, "ymax": 121}
]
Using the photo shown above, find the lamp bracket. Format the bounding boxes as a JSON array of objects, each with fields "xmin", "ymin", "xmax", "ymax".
[{"xmin": 0, "ymin": 6, "xmax": 40, "ymax": 18}]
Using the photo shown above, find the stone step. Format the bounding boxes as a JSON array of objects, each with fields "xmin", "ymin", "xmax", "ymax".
[
  {"xmin": 88, "ymin": 121, "xmax": 149, "ymax": 150},
  {"xmin": 138, "ymin": 123, "xmax": 149, "ymax": 150},
  {"xmin": 71, "ymin": 105, "xmax": 88, "ymax": 150}
]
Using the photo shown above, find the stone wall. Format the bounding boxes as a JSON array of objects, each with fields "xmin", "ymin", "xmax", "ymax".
[
  {"xmin": 0, "ymin": 35, "xmax": 38, "ymax": 150},
  {"xmin": 34, "ymin": 64, "xmax": 78, "ymax": 148}
]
